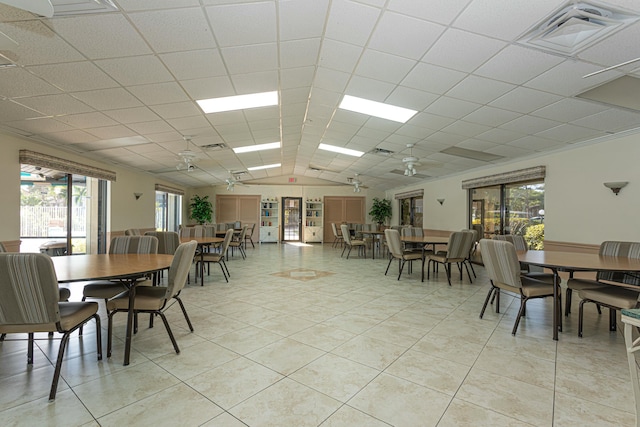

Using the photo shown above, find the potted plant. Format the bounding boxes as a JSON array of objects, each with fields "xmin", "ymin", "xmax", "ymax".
[
  {"xmin": 189, "ymin": 195, "xmax": 213, "ymax": 225},
  {"xmin": 369, "ymin": 197, "xmax": 392, "ymax": 230}
]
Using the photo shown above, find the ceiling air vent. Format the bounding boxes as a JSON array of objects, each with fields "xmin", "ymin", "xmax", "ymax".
[
  {"xmin": 368, "ymin": 148, "xmax": 395, "ymax": 156},
  {"xmin": 200, "ymin": 143, "xmax": 227, "ymax": 151},
  {"xmin": 518, "ymin": 1, "xmax": 640, "ymax": 55}
]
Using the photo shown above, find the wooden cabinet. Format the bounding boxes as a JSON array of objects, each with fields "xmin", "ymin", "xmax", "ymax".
[
  {"xmin": 323, "ymin": 196, "xmax": 365, "ymax": 243},
  {"xmin": 260, "ymin": 199, "xmax": 279, "ymax": 243},
  {"xmin": 304, "ymin": 200, "xmax": 323, "ymax": 243}
]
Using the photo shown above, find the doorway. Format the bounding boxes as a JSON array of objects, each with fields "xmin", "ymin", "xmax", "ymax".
[{"xmin": 282, "ymin": 197, "xmax": 302, "ymax": 241}]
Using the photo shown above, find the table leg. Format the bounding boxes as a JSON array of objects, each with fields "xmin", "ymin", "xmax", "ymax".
[
  {"xmin": 552, "ymin": 268, "xmax": 561, "ymax": 340},
  {"xmin": 421, "ymin": 247, "xmax": 426, "ymax": 282},
  {"xmin": 200, "ymin": 248, "xmax": 204, "ymax": 286},
  {"xmin": 123, "ymin": 280, "xmax": 136, "ymax": 365}
]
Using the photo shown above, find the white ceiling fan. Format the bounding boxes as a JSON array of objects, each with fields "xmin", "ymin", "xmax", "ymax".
[
  {"xmin": 176, "ymin": 136, "xmax": 198, "ymax": 172},
  {"xmin": 347, "ymin": 173, "xmax": 365, "ymax": 193},
  {"xmin": 225, "ymin": 172, "xmax": 247, "ymax": 191},
  {"xmin": 402, "ymin": 143, "xmax": 420, "ymax": 177}
]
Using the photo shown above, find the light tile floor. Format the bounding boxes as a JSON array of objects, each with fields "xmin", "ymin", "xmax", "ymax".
[{"xmin": 0, "ymin": 242, "xmax": 636, "ymax": 426}]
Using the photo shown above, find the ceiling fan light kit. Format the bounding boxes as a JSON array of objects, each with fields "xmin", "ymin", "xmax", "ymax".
[{"xmin": 403, "ymin": 144, "xmax": 419, "ymax": 176}]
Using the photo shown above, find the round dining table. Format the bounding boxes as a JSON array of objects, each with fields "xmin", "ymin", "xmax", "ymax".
[{"xmin": 52, "ymin": 253, "xmax": 174, "ymax": 365}]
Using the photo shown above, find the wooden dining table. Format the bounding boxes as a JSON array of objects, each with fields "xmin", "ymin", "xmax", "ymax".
[
  {"xmin": 52, "ymin": 253, "xmax": 174, "ymax": 365},
  {"xmin": 401, "ymin": 235, "xmax": 450, "ymax": 281},
  {"xmin": 518, "ymin": 250, "xmax": 640, "ymax": 341},
  {"xmin": 181, "ymin": 236, "xmax": 224, "ymax": 286}
]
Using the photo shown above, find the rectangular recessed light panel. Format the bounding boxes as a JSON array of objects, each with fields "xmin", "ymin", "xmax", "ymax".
[
  {"xmin": 197, "ymin": 91, "xmax": 278, "ymax": 114},
  {"xmin": 247, "ymin": 163, "xmax": 281, "ymax": 171},
  {"xmin": 233, "ymin": 141, "xmax": 281, "ymax": 154},
  {"xmin": 339, "ymin": 95, "xmax": 417, "ymax": 123},
  {"xmin": 318, "ymin": 143, "xmax": 364, "ymax": 157}
]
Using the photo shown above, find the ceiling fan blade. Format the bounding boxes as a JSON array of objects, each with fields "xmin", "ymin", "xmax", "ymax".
[
  {"xmin": 0, "ymin": 0, "xmax": 54, "ymax": 17},
  {"xmin": 583, "ymin": 57, "xmax": 640, "ymax": 78}
]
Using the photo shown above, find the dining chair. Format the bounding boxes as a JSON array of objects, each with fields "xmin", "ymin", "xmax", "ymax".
[
  {"xmin": 426, "ymin": 231, "xmax": 474, "ymax": 285},
  {"xmin": 401, "ymin": 226, "xmax": 423, "ymax": 252},
  {"xmin": 244, "ymin": 223, "xmax": 256, "ymax": 248},
  {"xmin": 0, "ymin": 253, "xmax": 102, "ymax": 401},
  {"xmin": 566, "ymin": 241, "xmax": 640, "ymax": 316},
  {"xmin": 340, "ymin": 224, "xmax": 366, "ymax": 259},
  {"xmin": 331, "ymin": 223, "xmax": 343, "ymax": 248},
  {"xmin": 124, "ymin": 228, "xmax": 141, "ymax": 236},
  {"xmin": 493, "ymin": 234, "xmax": 556, "ymax": 284},
  {"xmin": 198, "ymin": 229, "xmax": 233, "ymax": 282},
  {"xmin": 479, "ymin": 239, "xmax": 559, "ymax": 335},
  {"xmin": 573, "ymin": 241, "xmax": 640, "ymax": 337},
  {"xmin": 621, "ymin": 308, "xmax": 640, "ymax": 427},
  {"xmin": 81, "ymin": 235, "xmax": 159, "ymax": 312},
  {"xmin": 384, "ymin": 229, "xmax": 423, "ymax": 280},
  {"xmin": 106, "ymin": 241, "xmax": 198, "ymax": 357},
  {"xmin": 180, "ymin": 226, "xmax": 194, "ymax": 238},
  {"xmin": 229, "ymin": 225, "xmax": 249, "ymax": 259},
  {"xmin": 461, "ymin": 228, "xmax": 479, "ymax": 278}
]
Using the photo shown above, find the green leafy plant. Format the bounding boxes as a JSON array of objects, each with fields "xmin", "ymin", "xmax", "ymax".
[
  {"xmin": 525, "ymin": 224, "xmax": 545, "ymax": 250},
  {"xmin": 189, "ymin": 195, "xmax": 213, "ymax": 225},
  {"xmin": 369, "ymin": 197, "xmax": 392, "ymax": 226}
]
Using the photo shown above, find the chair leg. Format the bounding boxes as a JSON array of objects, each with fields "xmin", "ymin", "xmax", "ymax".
[
  {"xmin": 397, "ymin": 259, "xmax": 406, "ymax": 281},
  {"xmin": 480, "ymin": 285, "xmax": 495, "ymax": 319},
  {"xmin": 176, "ymin": 296, "xmax": 194, "ymax": 332},
  {"xmin": 219, "ymin": 262, "xmax": 228, "ymax": 282},
  {"xmin": 468, "ymin": 261, "xmax": 476, "ymax": 278},
  {"xmin": 565, "ymin": 288, "xmax": 572, "ymax": 316},
  {"xmin": 27, "ymin": 332, "xmax": 34, "ymax": 364},
  {"xmin": 610, "ymin": 308, "xmax": 617, "ymax": 331},
  {"xmin": 512, "ymin": 297, "xmax": 528, "ymax": 335},
  {"xmin": 384, "ymin": 257, "xmax": 394, "ymax": 276},
  {"xmin": 221, "ymin": 259, "xmax": 230, "ymax": 278},
  {"xmin": 107, "ymin": 310, "xmax": 116, "ymax": 358},
  {"xmin": 49, "ymin": 331, "xmax": 71, "ymax": 401},
  {"xmin": 463, "ymin": 261, "xmax": 473, "ymax": 283},
  {"xmin": 578, "ymin": 299, "xmax": 587, "ymax": 337},
  {"xmin": 341, "ymin": 245, "xmax": 347, "ymax": 257},
  {"xmin": 347, "ymin": 246, "xmax": 352, "ymax": 259},
  {"xmin": 444, "ymin": 263, "xmax": 452, "ymax": 286},
  {"xmin": 157, "ymin": 312, "xmax": 180, "ymax": 354}
]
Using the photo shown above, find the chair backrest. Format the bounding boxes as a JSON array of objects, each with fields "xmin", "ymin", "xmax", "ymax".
[
  {"xmin": 479, "ymin": 239, "xmax": 523, "ymax": 289},
  {"xmin": 362, "ymin": 223, "xmax": 376, "ymax": 232},
  {"xmin": 245, "ymin": 223, "xmax": 255, "ymax": 237},
  {"xmin": 598, "ymin": 241, "xmax": 640, "ymax": 285},
  {"xmin": 0, "ymin": 253, "xmax": 60, "ymax": 326},
  {"xmin": 216, "ymin": 223, "xmax": 226, "ymax": 232},
  {"xmin": 239, "ymin": 225, "xmax": 249, "ymax": 240},
  {"xmin": 220, "ymin": 229, "xmax": 234, "ymax": 256},
  {"xmin": 179, "ymin": 227, "xmax": 193, "ymax": 238},
  {"xmin": 144, "ymin": 231, "xmax": 180, "ymax": 255},
  {"xmin": 109, "ymin": 236, "xmax": 158, "ymax": 254},
  {"xmin": 225, "ymin": 222, "xmax": 235, "ymax": 230},
  {"xmin": 0, "ymin": 242, "xmax": 6, "ymax": 252},
  {"xmin": 493, "ymin": 234, "xmax": 528, "ymax": 251},
  {"xmin": 124, "ymin": 228, "xmax": 141, "ymax": 236},
  {"xmin": 203, "ymin": 225, "xmax": 217, "ymax": 237},
  {"xmin": 165, "ymin": 241, "xmax": 198, "ymax": 299},
  {"xmin": 192, "ymin": 225, "xmax": 205, "ymax": 238},
  {"xmin": 472, "ymin": 224, "xmax": 484, "ymax": 241},
  {"xmin": 401, "ymin": 227, "xmax": 423, "ymax": 237},
  {"xmin": 331, "ymin": 223, "xmax": 339, "ymax": 238},
  {"xmin": 446, "ymin": 231, "xmax": 475, "ymax": 259},
  {"xmin": 341, "ymin": 224, "xmax": 352, "ymax": 245},
  {"xmin": 462, "ymin": 228, "xmax": 479, "ymax": 245},
  {"xmin": 384, "ymin": 229, "xmax": 403, "ymax": 258}
]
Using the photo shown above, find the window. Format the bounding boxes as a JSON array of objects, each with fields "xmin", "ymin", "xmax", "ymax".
[
  {"xmin": 395, "ymin": 190, "xmax": 424, "ymax": 227},
  {"xmin": 470, "ymin": 181, "xmax": 545, "ymax": 248},
  {"xmin": 155, "ymin": 190, "xmax": 182, "ymax": 231}
]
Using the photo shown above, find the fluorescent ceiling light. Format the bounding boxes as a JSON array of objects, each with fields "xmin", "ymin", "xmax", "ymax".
[
  {"xmin": 339, "ymin": 95, "xmax": 417, "ymax": 123},
  {"xmin": 247, "ymin": 163, "xmax": 281, "ymax": 171},
  {"xmin": 233, "ymin": 141, "xmax": 281, "ymax": 154},
  {"xmin": 197, "ymin": 91, "xmax": 278, "ymax": 114},
  {"xmin": 318, "ymin": 143, "xmax": 364, "ymax": 157}
]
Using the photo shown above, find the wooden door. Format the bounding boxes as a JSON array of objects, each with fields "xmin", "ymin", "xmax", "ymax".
[
  {"xmin": 323, "ymin": 196, "xmax": 365, "ymax": 242},
  {"xmin": 216, "ymin": 195, "xmax": 260, "ymax": 234}
]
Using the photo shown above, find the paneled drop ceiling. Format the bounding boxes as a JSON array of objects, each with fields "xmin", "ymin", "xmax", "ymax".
[{"xmin": 1, "ymin": 0, "xmax": 640, "ymax": 190}]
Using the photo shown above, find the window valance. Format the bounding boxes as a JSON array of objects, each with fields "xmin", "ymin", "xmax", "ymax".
[
  {"xmin": 461, "ymin": 166, "xmax": 546, "ymax": 190},
  {"xmin": 394, "ymin": 189, "xmax": 424, "ymax": 199},
  {"xmin": 19, "ymin": 150, "xmax": 116, "ymax": 181},
  {"xmin": 155, "ymin": 184, "xmax": 185, "ymax": 196}
]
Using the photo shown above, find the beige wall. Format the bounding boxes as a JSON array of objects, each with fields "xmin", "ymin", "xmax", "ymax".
[
  {"xmin": 386, "ymin": 133, "xmax": 640, "ymax": 245},
  {"xmin": 0, "ymin": 131, "xmax": 185, "ymax": 242},
  {"xmin": 185, "ymin": 183, "xmax": 386, "ymax": 226}
]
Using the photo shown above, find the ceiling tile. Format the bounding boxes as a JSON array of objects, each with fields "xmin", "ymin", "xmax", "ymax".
[
  {"xmin": 86, "ymin": 125, "xmax": 138, "ymax": 140},
  {"xmin": 57, "ymin": 112, "xmax": 118, "ymax": 129},
  {"xmin": 128, "ymin": 8, "xmax": 215, "ymax": 53},
  {"xmin": 46, "ymin": 14, "xmax": 151, "ymax": 59},
  {"xmin": 103, "ymin": 107, "xmax": 161, "ymax": 124},
  {"xmin": 401, "ymin": 62, "xmax": 466, "ymax": 94},
  {"xmin": 447, "ymin": 75, "xmax": 515, "ymax": 104},
  {"xmin": 72, "ymin": 88, "xmax": 143, "ymax": 111},
  {"xmin": 160, "ymin": 49, "xmax": 226, "ymax": 80},
  {"xmin": 220, "ymin": 43, "xmax": 278, "ymax": 74},
  {"xmin": 423, "ymin": 28, "xmax": 506, "ymax": 72},
  {"xmin": 150, "ymin": 102, "xmax": 201, "ymax": 120},
  {"xmin": 279, "ymin": 0, "xmax": 329, "ymax": 41},
  {"xmin": 17, "ymin": 94, "xmax": 94, "ymax": 116},
  {"xmin": 475, "ymin": 45, "xmax": 565, "ymax": 85},
  {"xmin": 181, "ymin": 76, "xmax": 234, "ymax": 100},
  {"xmin": 531, "ymin": 99, "xmax": 607, "ymax": 122},
  {"xmin": 424, "ymin": 96, "xmax": 481, "ymax": 119},
  {"xmin": 281, "ymin": 39, "xmax": 321, "ymax": 69},
  {"xmin": 0, "ymin": 99, "xmax": 46, "ymax": 122},
  {"xmin": 207, "ymin": 2, "xmax": 276, "ymax": 47},
  {"xmin": 0, "ymin": 68, "xmax": 60, "ymax": 98},
  {"xmin": 501, "ymin": 115, "xmax": 562, "ymax": 134},
  {"xmin": 127, "ymin": 82, "xmax": 190, "ymax": 105},
  {"xmin": 94, "ymin": 56, "xmax": 174, "ymax": 86},
  {"xmin": 490, "ymin": 87, "xmax": 563, "ymax": 114},
  {"xmin": 463, "ymin": 106, "xmax": 521, "ymax": 128},
  {"xmin": 355, "ymin": 49, "xmax": 416, "ymax": 83},
  {"xmin": 325, "ymin": 0, "xmax": 381, "ymax": 46},
  {"xmin": 368, "ymin": 12, "xmax": 444, "ymax": 60},
  {"xmin": 28, "ymin": 62, "xmax": 119, "ymax": 92},
  {"xmin": 388, "ymin": 0, "xmax": 472, "ymax": 26}
]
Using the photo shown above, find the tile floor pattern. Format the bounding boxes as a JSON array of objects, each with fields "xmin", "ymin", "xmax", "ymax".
[{"xmin": 0, "ymin": 242, "xmax": 637, "ymax": 426}]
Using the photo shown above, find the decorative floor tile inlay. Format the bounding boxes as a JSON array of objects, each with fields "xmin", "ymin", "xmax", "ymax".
[{"xmin": 272, "ymin": 268, "xmax": 334, "ymax": 282}]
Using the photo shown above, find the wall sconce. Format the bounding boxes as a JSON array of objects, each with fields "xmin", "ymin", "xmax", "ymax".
[
  {"xmin": 603, "ymin": 181, "xmax": 628, "ymax": 195},
  {"xmin": 437, "ymin": 198, "xmax": 445, "ymax": 205},
  {"xmin": 134, "ymin": 192, "xmax": 143, "ymax": 200}
]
